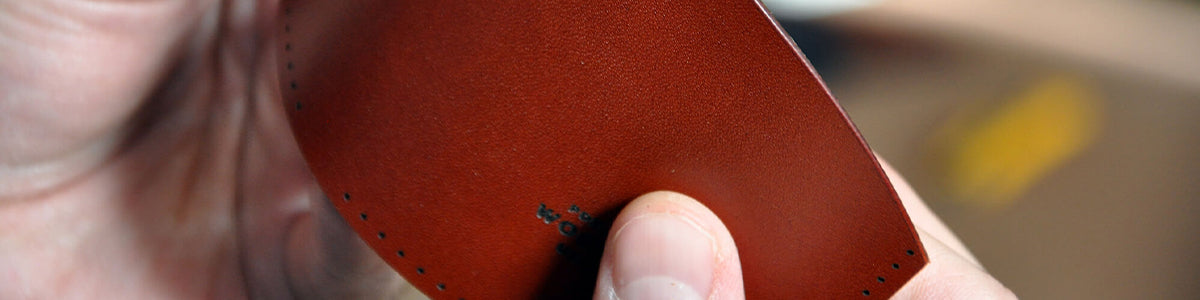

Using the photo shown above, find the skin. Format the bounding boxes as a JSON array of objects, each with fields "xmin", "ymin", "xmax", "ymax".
[
  {"xmin": 0, "ymin": 0, "xmax": 1015, "ymax": 299},
  {"xmin": 591, "ymin": 160, "xmax": 1017, "ymax": 299}
]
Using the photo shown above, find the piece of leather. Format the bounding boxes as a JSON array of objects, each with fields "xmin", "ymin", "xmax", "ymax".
[{"xmin": 277, "ymin": 0, "xmax": 927, "ymax": 298}]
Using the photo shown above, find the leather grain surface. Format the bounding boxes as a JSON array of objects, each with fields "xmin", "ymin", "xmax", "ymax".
[{"xmin": 277, "ymin": 0, "xmax": 927, "ymax": 298}]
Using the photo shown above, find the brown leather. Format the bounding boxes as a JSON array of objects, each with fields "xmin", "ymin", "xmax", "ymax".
[{"xmin": 277, "ymin": 0, "xmax": 927, "ymax": 298}]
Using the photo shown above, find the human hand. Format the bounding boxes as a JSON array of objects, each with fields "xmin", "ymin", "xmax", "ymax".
[
  {"xmin": 594, "ymin": 160, "xmax": 1018, "ymax": 299},
  {"xmin": 1, "ymin": 0, "xmax": 1014, "ymax": 298},
  {"xmin": 0, "ymin": 0, "xmax": 413, "ymax": 298}
]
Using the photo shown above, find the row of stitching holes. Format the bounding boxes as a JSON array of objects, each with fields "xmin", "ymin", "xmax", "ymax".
[
  {"xmin": 349, "ymin": 192, "xmax": 455, "ymax": 297},
  {"xmin": 862, "ymin": 249, "xmax": 917, "ymax": 296},
  {"xmin": 282, "ymin": 7, "xmax": 300, "ymax": 110}
]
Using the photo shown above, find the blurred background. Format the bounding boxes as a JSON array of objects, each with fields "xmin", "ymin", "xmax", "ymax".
[{"xmin": 761, "ymin": 0, "xmax": 1200, "ymax": 298}]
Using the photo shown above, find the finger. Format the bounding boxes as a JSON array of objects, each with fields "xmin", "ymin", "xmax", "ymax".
[
  {"xmin": 238, "ymin": 90, "xmax": 416, "ymax": 299},
  {"xmin": 243, "ymin": 5, "xmax": 415, "ymax": 297},
  {"xmin": 595, "ymin": 191, "xmax": 744, "ymax": 300},
  {"xmin": 283, "ymin": 189, "xmax": 416, "ymax": 300},
  {"xmin": 876, "ymin": 157, "xmax": 1015, "ymax": 298},
  {"xmin": 877, "ymin": 157, "xmax": 981, "ymax": 265},
  {"xmin": 891, "ymin": 229, "xmax": 1016, "ymax": 299}
]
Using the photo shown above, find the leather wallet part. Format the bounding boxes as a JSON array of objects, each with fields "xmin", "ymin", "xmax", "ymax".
[{"xmin": 277, "ymin": 0, "xmax": 928, "ymax": 298}]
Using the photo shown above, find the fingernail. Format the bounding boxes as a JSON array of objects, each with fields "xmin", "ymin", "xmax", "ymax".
[{"xmin": 612, "ymin": 213, "xmax": 715, "ymax": 300}]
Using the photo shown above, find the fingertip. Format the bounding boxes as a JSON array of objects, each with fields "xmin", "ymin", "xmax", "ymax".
[
  {"xmin": 876, "ymin": 157, "xmax": 981, "ymax": 266},
  {"xmin": 595, "ymin": 191, "xmax": 744, "ymax": 300},
  {"xmin": 893, "ymin": 230, "xmax": 1017, "ymax": 300}
]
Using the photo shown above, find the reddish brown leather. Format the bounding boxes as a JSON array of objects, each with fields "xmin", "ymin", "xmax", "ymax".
[{"xmin": 277, "ymin": 0, "xmax": 926, "ymax": 298}]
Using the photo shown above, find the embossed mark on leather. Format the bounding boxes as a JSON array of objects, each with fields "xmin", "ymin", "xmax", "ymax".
[{"xmin": 538, "ymin": 203, "xmax": 608, "ymax": 264}]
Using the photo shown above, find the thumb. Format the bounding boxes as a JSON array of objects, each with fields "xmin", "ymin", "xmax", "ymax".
[{"xmin": 595, "ymin": 191, "xmax": 744, "ymax": 300}]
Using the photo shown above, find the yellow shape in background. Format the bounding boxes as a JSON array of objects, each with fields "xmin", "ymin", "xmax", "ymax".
[{"xmin": 931, "ymin": 75, "xmax": 1102, "ymax": 208}]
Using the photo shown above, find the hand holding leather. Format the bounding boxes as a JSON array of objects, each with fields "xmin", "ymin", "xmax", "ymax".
[{"xmin": 595, "ymin": 164, "xmax": 1016, "ymax": 300}]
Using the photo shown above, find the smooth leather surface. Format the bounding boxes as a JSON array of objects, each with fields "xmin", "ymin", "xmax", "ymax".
[{"xmin": 277, "ymin": 0, "xmax": 927, "ymax": 298}]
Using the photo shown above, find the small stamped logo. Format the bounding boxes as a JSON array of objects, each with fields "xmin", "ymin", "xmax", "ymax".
[{"xmin": 536, "ymin": 203, "xmax": 606, "ymax": 263}]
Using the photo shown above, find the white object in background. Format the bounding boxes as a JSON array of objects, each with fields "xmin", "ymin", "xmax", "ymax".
[
  {"xmin": 833, "ymin": 0, "xmax": 1200, "ymax": 89},
  {"xmin": 760, "ymin": 0, "xmax": 883, "ymax": 20}
]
